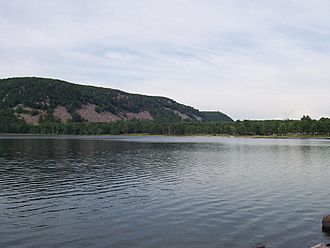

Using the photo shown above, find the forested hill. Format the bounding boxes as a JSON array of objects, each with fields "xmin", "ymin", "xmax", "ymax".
[{"xmin": 0, "ymin": 77, "xmax": 233, "ymax": 126}]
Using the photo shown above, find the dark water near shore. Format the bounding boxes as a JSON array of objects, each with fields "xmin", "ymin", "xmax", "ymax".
[{"xmin": 1, "ymin": 135, "xmax": 330, "ymax": 248}]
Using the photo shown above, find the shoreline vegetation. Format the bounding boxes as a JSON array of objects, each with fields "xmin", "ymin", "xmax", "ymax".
[
  {"xmin": 1, "ymin": 114, "xmax": 330, "ymax": 139},
  {"xmin": 0, "ymin": 133, "xmax": 330, "ymax": 140}
]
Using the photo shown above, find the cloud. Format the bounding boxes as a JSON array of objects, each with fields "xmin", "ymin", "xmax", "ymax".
[
  {"xmin": 103, "ymin": 51, "xmax": 138, "ymax": 61},
  {"xmin": 1, "ymin": 0, "xmax": 330, "ymax": 119}
]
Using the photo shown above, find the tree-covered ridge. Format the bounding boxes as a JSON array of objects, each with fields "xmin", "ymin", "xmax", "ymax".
[
  {"xmin": 200, "ymin": 111, "xmax": 233, "ymax": 122},
  {"xmin": 0, "ymin": 77, "xmax": 232, "ymax": 123}
]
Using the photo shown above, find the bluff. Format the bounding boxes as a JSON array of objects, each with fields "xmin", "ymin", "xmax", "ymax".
[{"xmin": 0, "ymin": 77, "xmax": 233, "ymax": 125}]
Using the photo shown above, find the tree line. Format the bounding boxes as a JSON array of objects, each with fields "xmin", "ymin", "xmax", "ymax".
[{"xmin": 1, "ymin": 111, "xmax": 330, "ymax": 136}]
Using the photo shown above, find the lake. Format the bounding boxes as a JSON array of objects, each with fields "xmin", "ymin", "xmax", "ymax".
[{"xmin": 1, "ymin": 135, "xmax": 330, "ymax": 248}]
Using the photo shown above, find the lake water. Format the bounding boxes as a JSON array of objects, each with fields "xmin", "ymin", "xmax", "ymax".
[{"xmin": 1, "ymin": 135, "xmax": 330, "ymax": 248}]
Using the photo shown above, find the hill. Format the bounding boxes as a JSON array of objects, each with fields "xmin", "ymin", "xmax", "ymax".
[{"xmin": 0, "ymin": 77, "xmax": 233, "ymax": 126}]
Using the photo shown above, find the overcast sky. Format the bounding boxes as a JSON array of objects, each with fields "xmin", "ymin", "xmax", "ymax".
[{"xmin": 1, "ymin": 0, "xmax": 330, "ymax": 120}]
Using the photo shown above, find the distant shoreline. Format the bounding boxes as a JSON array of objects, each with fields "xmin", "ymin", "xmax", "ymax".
[{"xmin": 0, "ymin": 133, "xmax": 329, "ymax": 140}]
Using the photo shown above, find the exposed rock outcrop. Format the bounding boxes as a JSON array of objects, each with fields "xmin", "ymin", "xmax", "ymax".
[
  {"xmin": 76, "ymin": 103, "xmax": 121, "ymax": 123},
  {"xmin": 13, "ymin": 105, "xmax": 45, "ymax": 125},
  {"xmin": 76, "ymin": 103, "xmax": 154, "ymax": 122},
  {"xmin": 165, "ymin": 108, "xmax": 191, "ymax": 120},
  {"xmin": 53, "ymin": 105, "xmax": 72, "ymax": 123}
]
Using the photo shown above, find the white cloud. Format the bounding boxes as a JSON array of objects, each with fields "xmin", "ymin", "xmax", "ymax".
[
  {"xmin": 103, "ymin": 51, "xmax": 138, "ymax": 61},
  {"xmin": 1, "ymin": 0, "xmax": 330, "ymax": 119}
]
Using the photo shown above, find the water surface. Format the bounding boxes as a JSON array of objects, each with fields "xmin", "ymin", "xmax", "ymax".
[{"xmin": 1, "ymin": 135, "xmax": 330, "ymax": 248}]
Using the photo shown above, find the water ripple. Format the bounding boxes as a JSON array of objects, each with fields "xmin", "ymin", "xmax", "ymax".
[{"xmin": 1, "ymin": 136, "xmax": 330, "ymax": 247}]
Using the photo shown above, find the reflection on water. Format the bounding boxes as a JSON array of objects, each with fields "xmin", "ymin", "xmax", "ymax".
[{"xmin": 1, "ymin": 136, "xmax": 330, "ymax": 248}]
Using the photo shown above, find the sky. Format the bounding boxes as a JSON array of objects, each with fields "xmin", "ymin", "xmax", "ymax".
[{"xmin": 1, "ymin": 0, "xmax": 330, "ymax": 120}]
